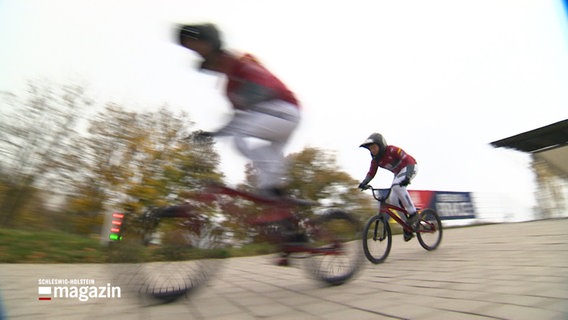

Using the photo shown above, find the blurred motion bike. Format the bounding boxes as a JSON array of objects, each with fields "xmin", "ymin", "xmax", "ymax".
[
  {"xmin": 108, "ymin": 182, "xmax": 363, "ymax": 303},
  {"xmin": 361, "ymin": 185, "xmax": 443, "ymax": 264}
]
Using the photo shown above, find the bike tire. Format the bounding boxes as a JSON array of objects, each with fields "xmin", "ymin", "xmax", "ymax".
[
  {"xmin": 304, "ymin": 209, "xmax": 363, "ymax": 286},
  {"xmin": 109, "ymin": 256, "xmax": 220, "ymax": 304},
  {"xmin": 362, "ymin": 214, "xmax": 392, "ymax": 264},
  {"xmin": 107, "ymin": 209, "xmax": 223, "ymax": 304},
  {"xmin": 416, "ymin": 208, "xmax": 443, "ymax": 251},
  {"xmin": 135, "ymin": 259, "xmax": 220, "ymax": 303}
]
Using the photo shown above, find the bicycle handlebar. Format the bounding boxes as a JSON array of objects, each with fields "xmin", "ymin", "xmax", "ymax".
[
  {"xmin": 361, "ymin": 185, "xmax": 391, "ymax": 202},
  {"xmin": 360, "ymin": 184, "xmax": 378, "ymax": 191}
]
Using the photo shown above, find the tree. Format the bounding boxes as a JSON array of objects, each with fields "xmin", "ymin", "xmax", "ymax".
[
  {"xmin": 0, "ymin": 80, "xmax": 226, "ymax": 233},
  {"xmin": 286, "ymin": 147, "xmax": 373, "ymax": 218},
  {"xmin": 219, "ymin": 147, "xmax": 373, "ymax": 244},
  {"xmin": 0, "ymin": 81, "xmax": 91, "ymax": 227},
  {"xmin": 62, "ymin": 104, "xmax": 224, "ymax": 234}
]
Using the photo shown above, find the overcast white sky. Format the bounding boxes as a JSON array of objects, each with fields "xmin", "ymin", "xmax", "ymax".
[{"xmin": 1, "ymin": 0, "xmax": 567, "ymax": 215}]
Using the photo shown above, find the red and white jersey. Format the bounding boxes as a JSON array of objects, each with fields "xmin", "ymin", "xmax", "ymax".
[
  {"xmin": 366, "ymin": 145, "xmax": 417, "ymax": 178},
  {"xmin": 225, "ymin": 54, "xmax": 298, "ymax": 108}
]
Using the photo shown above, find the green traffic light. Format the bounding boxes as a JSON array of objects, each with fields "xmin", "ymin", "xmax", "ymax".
[{"xmin": 109, "ymin": 234, "xmax": 123, "ymax": 241}]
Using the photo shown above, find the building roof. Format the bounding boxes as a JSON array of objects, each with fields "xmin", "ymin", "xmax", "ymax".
[
  {"xmin": 490, "ymin": 119, "xmax": 568, "ymax": 176},
  {"xmin": 490, "ymin": 119, "xmax": 568, "ymax": 153}
]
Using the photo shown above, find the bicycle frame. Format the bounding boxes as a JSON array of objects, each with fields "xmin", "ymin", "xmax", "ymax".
[
  {"xmin": 145, "ymin": 183, "xmax": 344, "ymax": 256},
  {"xmin": 363, "ymin": 186, "xmax": 443, "ymax": 265},
  {"xmin": 112, "ymin": 182, "xmax": 363, "ymax": 296},
  {"xmin": 372, "ymin": 187, "xmax": 437, "ymax": 234},
  {"xmin": 379, "ymin": 203, "xmax": 414, "ymax": 233}
]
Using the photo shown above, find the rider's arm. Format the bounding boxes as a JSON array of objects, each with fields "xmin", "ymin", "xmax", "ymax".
[{"xmin": 360, "ymin": 159, "xmax": 379, "ymax": 187}]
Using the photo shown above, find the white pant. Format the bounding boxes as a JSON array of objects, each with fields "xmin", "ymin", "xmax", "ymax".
[
  {"xmin": 387, "ymin": 166, "xmax": 418, "ymax": 218},
  {"xmin": 216, "ymin": 100, "xmax": 300, "ymax": 189}
]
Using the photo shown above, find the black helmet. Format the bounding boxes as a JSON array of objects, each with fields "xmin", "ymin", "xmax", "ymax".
[
  {"xmin": 178, "ymin": 23, "xmax": 222, "ymax": 51},
  {"xmin": 360, "ymin": 133, "xmax": 387, "ymax": 151}
]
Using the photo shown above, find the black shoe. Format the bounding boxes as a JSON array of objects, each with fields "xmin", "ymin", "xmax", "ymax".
[
  {"xmin": 403, "ymin": 230, "xmax": 414, "ymax": 242},
  {"xmin": 407, "ymin": 213, "xmax": 419, "ymax": 231}
]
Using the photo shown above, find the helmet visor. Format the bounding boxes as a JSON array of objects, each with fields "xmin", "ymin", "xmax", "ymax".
[{"xmin": 359, "ymin": 138, "xmax": 374, "ymax": 148}]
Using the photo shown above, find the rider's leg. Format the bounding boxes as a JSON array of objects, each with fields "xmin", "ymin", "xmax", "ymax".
[
  {"xmin": 391, "ymin": 166, "xmax": 418, "ymax": 217},
  {"xmin": 391, "ymin": 167, "xmax": 418, "ymax": 240},
  {"xmin": 220, "ymin": 100, "xmax": 300, "ymax": 191},
  {"xmin": 234, "ymin": 137, "xmax": 286, "ymax": 188},
  {"xmin": 246, "ymin": 140, "xmax": 289, "ymax": 190},
  {"xmin": 391, "ymin": 185, "xmax": 416, "ymax": 215}
]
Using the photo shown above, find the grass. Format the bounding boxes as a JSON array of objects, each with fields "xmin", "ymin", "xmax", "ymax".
[
  {"xmin": 0, "ymin": 228, "xmax": 106, "ymax": 263},
  {"xmin": 0, "ymin": 228, "xmax": 279, "ymax": 263}
]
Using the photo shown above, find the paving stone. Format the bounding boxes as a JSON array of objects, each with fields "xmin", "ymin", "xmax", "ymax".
[{"xmin": 1, "ymin": 219, "xmax": 567, "ymax": 319}]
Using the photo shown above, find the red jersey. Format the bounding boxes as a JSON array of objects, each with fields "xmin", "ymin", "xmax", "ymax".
[
  {"xmin": 226, "ymin": 54, "xmax": 299, "ymax": 108},
  {"xmin": 366, "ymin": 145, "xmax": 417, "ymax": 178}
]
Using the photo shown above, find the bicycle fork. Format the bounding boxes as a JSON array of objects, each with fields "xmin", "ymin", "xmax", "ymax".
[{"xmin": 373, "ymin": 213, "xmax": 388, "ymax": 241}]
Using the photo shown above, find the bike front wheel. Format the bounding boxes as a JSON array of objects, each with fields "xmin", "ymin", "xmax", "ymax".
[
  {"xmin": 304, "ymin": 209, "xmax": 363, "ymax": 286},
  {"xmin": 362, "ymin": 214, "xmax": 392, "ymax": 264},
  {"xmin": 107, "ymin": 207, "xmax": 224, "ymax": 304},
  {"xmin": 416, "ymin": 208, "xmax": 443, "ymax": 251}
]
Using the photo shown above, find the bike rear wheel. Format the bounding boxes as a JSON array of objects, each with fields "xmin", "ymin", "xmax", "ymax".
[
  {"xmin": 304, "ymin": 209, "xmax": 363, "ymax": 285},
  {"xmin": 416, "ymin": 208, "xmax": 443, "ymax": 250},
  {"xmin": 362, "ymin": 214, "xmax": 392, "ymax": 264}
]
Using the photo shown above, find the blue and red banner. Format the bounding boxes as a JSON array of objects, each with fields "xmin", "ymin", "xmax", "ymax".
[{"xmin": 409, "ymin": 190, "xmax": 476, "ymax": 220}]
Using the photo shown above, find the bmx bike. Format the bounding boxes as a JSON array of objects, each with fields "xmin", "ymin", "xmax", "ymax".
[
  {"xmin": 111, "ymin": 182, "xmax": 363, "ymax": 302},
  {"xmin": 361, "ymin": 185, "xmax": 443, "ymax": 264}
]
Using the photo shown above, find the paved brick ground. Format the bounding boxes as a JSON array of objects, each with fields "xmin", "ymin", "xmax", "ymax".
[{"xmin": 1, "ymin": 219, "xmax": 567, "ymax": 319}]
